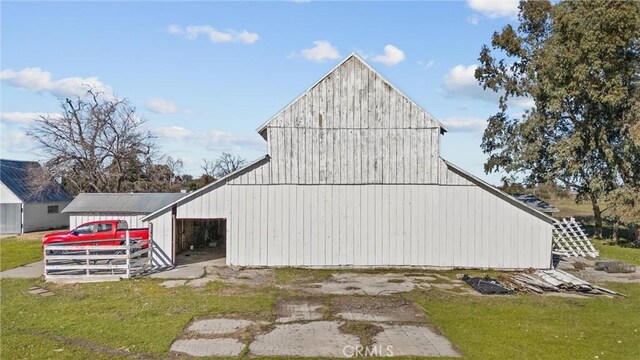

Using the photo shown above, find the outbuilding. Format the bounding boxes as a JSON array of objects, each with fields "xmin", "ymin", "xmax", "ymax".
[
  {"xmin": 63, "ymin": 193, "xmax": 186, "ymax": 229},
  {"xmin": 143, "ymin": 54, "xmax": 555, "ymax": 269},
  {"xmin": 0, "ymin": 159, "xmax": 73, "ymax": 234}
]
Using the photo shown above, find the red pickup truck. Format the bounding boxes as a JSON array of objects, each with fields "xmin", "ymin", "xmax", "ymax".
[{"xmin": 43, "ymin": 220, "xmax": 149, "ymax": 248}]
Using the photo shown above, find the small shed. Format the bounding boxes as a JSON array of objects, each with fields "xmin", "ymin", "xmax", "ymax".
[
  {"xmin": 513, "ymin": 194, "xmax": 559, "ymax": 216},
  {"xmin": 62, "ymin": 193, "xmax": 186, "ymax": 229},
  {"xmin": 0, "ymin": 159, "xmax": 73, "ymax": 234}
]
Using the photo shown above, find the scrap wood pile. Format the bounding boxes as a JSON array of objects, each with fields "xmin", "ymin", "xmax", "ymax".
[{"xmin": 499, "ymin": 269, "xmax": 623, "ymax": 297}]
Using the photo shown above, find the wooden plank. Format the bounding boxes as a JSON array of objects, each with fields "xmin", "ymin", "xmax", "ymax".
[
  {"xmin": 347, "ymin": 130, "xmax": 354, "ymax": 183},
  {"xmin": 382, "ymin": 185, "xmax": 390, "ymax": 265}
]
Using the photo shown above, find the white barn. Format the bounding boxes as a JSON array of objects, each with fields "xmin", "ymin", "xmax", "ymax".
[
  {"xmin": 0, "ymin": 159, "xmax": 73, "ymax": 234},
  {"xmin": 63, "ymin": 193, "xmax": 186, "ymax": 230},
  {"xmin": 144, "ymin": 54, "xmax": 554, "ymax": 269}
]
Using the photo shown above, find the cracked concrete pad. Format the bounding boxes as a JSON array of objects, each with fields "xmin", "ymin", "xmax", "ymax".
[
  {"xmin": 276, "ymin": 299, "xmax": 324, "ymax": 323},
  {"xmin": 332, "ymin": 296, "xmax": 428, "ymax": 323},
  {"xmin": 432, "ymin": 283, "xmax": 456, "ymax": 290},
  {"xmin": 171, "ymin": 338, "xmax": 244, "ymax": 357},
  {"xmin": 206, "ymin": 267, "xmax": 274, "ymax": 286},
  {"xmin": 305, "ymin": 273, "xmax": 416, "ymax": 295},
  {"xmin": 250, "ymin": 321, "xmax": 359, "ymax": 358},
  {"xmin": 373, "ymin": 324, "xmax": 460, "ymax": 357},
  {"xmin": 160, "ymin": 280, "xmax": 187, "ymax": 288},
  {"xmin": 186, "ymin": 278, "xmax": 211, "ymax": 288},
  {"xmin": 187, "ymin": 318, "xmax": 255, "ymax": 335}
]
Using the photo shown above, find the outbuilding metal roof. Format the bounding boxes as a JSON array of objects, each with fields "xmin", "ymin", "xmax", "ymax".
[
  {"xmin": 62, "ymin": 192, "xmax": 186, "ymax": 214},
  {"xmin": 0, "ymin": 159, "xmax": 73, "ymax": 203},
  {"xmin": 513, "ymin": 194, "xmax": 559, "ymax": 214}
]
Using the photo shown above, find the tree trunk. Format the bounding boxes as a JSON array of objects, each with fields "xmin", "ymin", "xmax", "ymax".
[
  {"xmin": 590, "ymin": 194, "xmax": 603, "ymax": 239},
  {"xmin": 633, "ymin": 225, "xmax": 640, "ymax": 248},
  {"xmin": 612, "ymin": 218, "xmax": 619, "ymax": 243}
]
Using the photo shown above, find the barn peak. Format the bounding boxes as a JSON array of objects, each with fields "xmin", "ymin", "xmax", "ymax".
[{"xmin": 256, "ymin": 52, "xmax": 447, "ymax": 139}]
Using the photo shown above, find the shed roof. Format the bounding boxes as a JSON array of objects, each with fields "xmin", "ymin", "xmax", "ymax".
[
  {"xmin": 0, "ymin": 159, "xmax": 73, "ymax": 203},
  {"xmin": 513, "ymin": 194, "xmax": 559, "ymax": 214},
  {"xmin": 62, "ymin": 192, "xmax": 186, "ymax": 214}
]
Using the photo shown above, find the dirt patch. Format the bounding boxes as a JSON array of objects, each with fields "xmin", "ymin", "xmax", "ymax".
[
  {"xmin": 339, "ymin": 321, "xmax": 383, "ymax": 348},
  {"xmin": 331, "ymin": 296, "xmax": 428, "ymax": 323},
  {"xmin": 206, "ymin": 267, "xmax": 274, "ymax": 286}
]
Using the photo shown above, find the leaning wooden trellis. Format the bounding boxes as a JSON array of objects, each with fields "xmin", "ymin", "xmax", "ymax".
[
  {"xmin": 43, "ymin": 231, "xmax": 151, "ymax": 283},
  {"xmin": 552, "ymin": 217, "xmax": 599, "ymax": 258}
]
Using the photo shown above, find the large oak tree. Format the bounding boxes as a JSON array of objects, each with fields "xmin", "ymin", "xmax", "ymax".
[{"xmin": 475, "ymin": 0, "xmax": 640, "ymax": 238}]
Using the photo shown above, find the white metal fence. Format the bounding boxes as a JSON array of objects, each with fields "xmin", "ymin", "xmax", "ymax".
[{"xmin": 43, "ymin": 231, "xmax": 151, "ymax": 282}]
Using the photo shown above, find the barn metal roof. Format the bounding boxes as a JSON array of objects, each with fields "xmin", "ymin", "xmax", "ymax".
[
  {"xmin": 62, "ymin": 192, "xmax": 187, "ymax": 214},
  {"xmin": 513, "ymin": 194, "xmax": 560, "ymax": 214},
  {"xmin": 0, "ymin": 159, "xmax": 73, "ymax": 203}
]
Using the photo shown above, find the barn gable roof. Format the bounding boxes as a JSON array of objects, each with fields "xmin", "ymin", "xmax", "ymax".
[
  {"xmin": 62, "ymin": 192, "xmax": 187, "ymax": 214},
  {"xmin": 442, "ymin": 159, "xmax": 555, "ymax": 224},
  {"xmin": 255, "ymin": 53, "xmax": 448, "ymax": 138},
  {"xmin": 0, "ymin": 159, "xmax": 73, "ymax": 203},
  {"xmin": 141, "ymin": 155, "xmax": 270, "ymax": 221}
]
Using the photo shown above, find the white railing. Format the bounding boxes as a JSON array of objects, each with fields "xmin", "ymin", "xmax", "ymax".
[{"xmin": 43, "ymin": 231, "xmax": 151, "ymax": 282}]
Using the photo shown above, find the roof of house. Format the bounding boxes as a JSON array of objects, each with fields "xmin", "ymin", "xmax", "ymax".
[
  {"xmin": 62, "ymin": 192, "xmax": 187, "ymax": 214},
  {"xmin": 513, "ymin": 194, "xmax": 560, "ymax": 214},
  {"xmin": 0, "ymin": 159, "xmax": 73, "ymax": 203}
]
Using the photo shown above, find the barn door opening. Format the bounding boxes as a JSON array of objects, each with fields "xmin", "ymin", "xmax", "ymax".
[{"xmin": 175, "ymin": 218, "xmax": 226, "ymax": 265}]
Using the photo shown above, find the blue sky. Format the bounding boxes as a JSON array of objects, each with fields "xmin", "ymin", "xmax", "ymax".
[{"xmin": 1, "ymin": 0, "xmax": 527, "ymax": 184}]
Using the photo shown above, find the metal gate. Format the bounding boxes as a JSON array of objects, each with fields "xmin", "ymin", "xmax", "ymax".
[{"xmin": 0, "ymin": 203, "xmax": 22, "ymax": 234}]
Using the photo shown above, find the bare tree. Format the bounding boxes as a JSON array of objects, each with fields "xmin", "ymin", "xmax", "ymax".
[
  {"xmin": 26, "ymin": 89, "xmax": 177, "ymax": 194},
  {"xmin": 209, "ymin": 152, "xmax": 247, "ymax": 178}
]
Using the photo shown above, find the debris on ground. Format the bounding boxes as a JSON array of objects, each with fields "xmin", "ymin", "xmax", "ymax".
[
  {"xmin": 594, "ymin": 261, "xmax": 636, "ymax": 274},
  {"xmin": 462, "ymin": 275, "xmax": 512, "ymax": 295},
  {"xmin": 501, "ymin": 269, "xmax": 623, "ymax": 296},
  {"xmin": 27, "ymin": 287, "xmax": 54, "ymax": 297}
]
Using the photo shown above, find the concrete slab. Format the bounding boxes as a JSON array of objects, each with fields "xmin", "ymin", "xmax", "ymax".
[
  {"xmin": 432, "ymin": 283, "xmax": 456, "ymax": 290},
  {"xmin": 276, "ymin": 299, "xmax": 324, "ymax": 323},
  {"xmin": 304, "ymin": 273, "xmax": 415, "ymax": 295},
  {"xmin": 373, "ymin": 324, "xmax": 460, "ymax": 357},
  {"xmin": 187, "ymin": 318, "xmax": 255, "ymax": 335},
  {"xmin": 170, "ymin": 338, "xmax": 244, "ymax": 357},
  {"xmin": 332, "ymin": 296, "xmax": 428, "ymax": 323},
  {"xmin": 148, "ymin": 263, "xmax": 206, "ymax": 279},
  {"xmin": 186, "ymin": 277, "xmax": 212, "ymax": 288},
  {"xmin": 160, "ymin": 280, "xmax": 187, "ymax": 288},
  {"xmin": 206, "ymin": 267, "xmax": 274, "ymax": 286},
  {"xmin": 0, "ymin": 261, "xmax": 43, "ymax": 279},
  {"xmin": 250, "ymin": 321, "xmax": 359, "ymax": 358}
]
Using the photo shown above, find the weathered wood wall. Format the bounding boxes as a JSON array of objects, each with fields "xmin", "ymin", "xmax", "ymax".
[{"xmin": 265, "ymin": 56, "xmax": 442, "ymax": 184}]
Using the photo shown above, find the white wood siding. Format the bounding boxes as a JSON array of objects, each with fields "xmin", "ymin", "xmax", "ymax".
[
  {"xmin": 0, "ymin": 182, "xmax": 22, "ymax": 203},
  {"xmin": 23, "ymin": 202, "xmax": 71, "ymax": 233},
  {"xmin": 173, "ymin": 182, "xmax": 552, "ymax": 269},
  {"xmin": 265, "ymin": 56, "xmax": 442, "ymax": 185},
  {"xmin": 69, "ymin": 213, "xmax": 147, "ymax": 229}
]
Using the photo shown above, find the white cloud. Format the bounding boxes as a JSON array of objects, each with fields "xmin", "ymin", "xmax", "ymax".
[
  {"xmin": 467, "ymin": 0, "xmax": 519, "ymax": 18},
  {"xmin": 299, "ymin": 41, "xmax": 340, "ymax": 62},
  {"xmin": 467, "ymin": 14, "xmax": 480, "ymax": 25},
  {"xmin": 0, "ymin": 112, "xmax": 61, "ymax": 124},
  {"xmin": 168, "ymin": 25, "xmax": 259, "ymax": 44},
  {"xmin": 0, "ymin": 131, "xmax": 33, "ymax": 151},
  {"xmin": 372, "ymin": 45, "xmax": 405, "ymax": 66},
  {"xmin": 443, "ymin": 64, "xmax": 495, "ymax": 101},
  {"xmin": 153, "ymin": 126, "xmax": 264, "ymax": 152},
  {"xmin": 144, "ymin": 98, "xmax": 187, "ymax": 114},
  {"xmin": 441, "ymin": 117, "xmax": 487, "ymax": 132},
  {"xmin": 417, "ymin": 60, "xmax": 435, "ymax": 68},
  {"xmin": 0, "ymin": 67, "xmax": 112, "ymax": 98}
]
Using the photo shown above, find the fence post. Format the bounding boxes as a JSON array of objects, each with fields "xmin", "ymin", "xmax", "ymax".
[{"xmin": 125, "ymin": 230, "xmax": 131, "ymax": 279}]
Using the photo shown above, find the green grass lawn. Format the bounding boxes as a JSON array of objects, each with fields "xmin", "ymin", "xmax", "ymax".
[
  {"xmin": 0, "ymin": 235, "xmax": 43, "ymax": 271},
  {"xmin": 594, "ymin": 239, "xmax": 640, "ymax": 266}
]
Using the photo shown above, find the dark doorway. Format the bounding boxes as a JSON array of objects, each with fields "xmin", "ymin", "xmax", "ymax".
[{"xmin": 175, "ymin": 218, "xmax": 226, "ymax": 265}]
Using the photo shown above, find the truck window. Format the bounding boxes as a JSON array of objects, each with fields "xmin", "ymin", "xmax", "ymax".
[
  {"xmin": 75, "ymin": 224, "xmax": 96, "ymax": 234},
  {"xmin": 96, "ymin": 223, "xmax": 113, "ymax": 233},
  {"xmin": 116, "ymin": 221, "xmax": 128, "ymax": 230}
]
